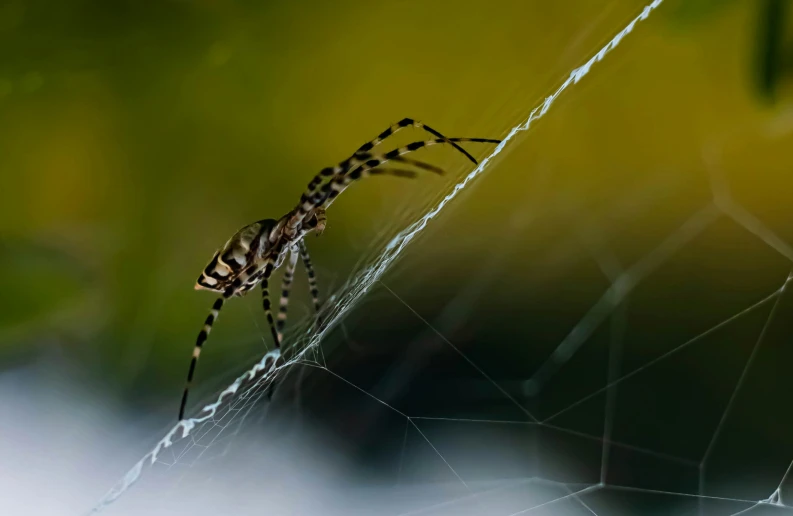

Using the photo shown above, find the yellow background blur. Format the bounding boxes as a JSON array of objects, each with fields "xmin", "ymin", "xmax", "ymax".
[{"xmin": 0, "ymin": 0, "xmax": 791, "ymax": 413}]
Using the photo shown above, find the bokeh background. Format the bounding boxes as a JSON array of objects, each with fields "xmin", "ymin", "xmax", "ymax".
[{"xmin": 2, "ymin": 0, "xmax": 793, "ymax": 514}]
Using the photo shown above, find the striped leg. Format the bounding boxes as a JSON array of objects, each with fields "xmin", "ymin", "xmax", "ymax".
[
  {"xmin": 303, "ymin": 118, "xmax": 479, "ymax": 199},
  {"xmin": 345, "ymin": 137, "xmax": 498, "ymax": 180},
  {"xmin": 259, "ymin": 262, "xmax": 282, "ymax": 349},
  {"xmin": 275, "ymin": 248, "xmax": 299, "ymax": 342},
  {"xmin": 179, "ymin": 296, "xmax": 226, "ymax": 421},
  {"xmin": 179, "ymin": 261, "xmax": 271, "ymax": 420},
  {"xmin": 319, "ymin": 137, "xmax": 500, "ymax": 208},
  {"xmin": 367, "ymin": 167, "xmax": 421, "ymax": 178},
  {"xmin": 288, "ymin": 152, "xmax": 445, "ymax": 229},
  {"xmin": 265, "ymin": 249, "xmax": 293, "ymax": 400},
  {"xmin": 354, "ymin": 118, "xmax": 480, "ymax": 163},
  {"xmin": 302, "ymin": 151, "xmax": 442, "ymax": 202},
  {"xmin": 298, "ymin": 239, "xmax": 322, "ymax": 330}
]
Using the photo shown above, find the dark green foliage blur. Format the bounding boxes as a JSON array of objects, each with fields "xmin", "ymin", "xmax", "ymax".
[{"xmin": 1, "ymin": 0, "xmax": 792, "ymax": 421}]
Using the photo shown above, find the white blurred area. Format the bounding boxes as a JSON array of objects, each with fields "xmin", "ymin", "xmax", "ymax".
[
  {"xmin": 4, "ymin": 354, "xmax": 785, "ymax": 516},
  {"xmin": 0, "ymin": 359, "xmax": 605, "ymax": 516},
  {"xmin": 0, "ymin": 360, "xmax": 147, "ymax": 516}
]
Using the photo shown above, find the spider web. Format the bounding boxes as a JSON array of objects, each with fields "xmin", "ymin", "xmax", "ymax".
[{"xmin": 87, "ymin": 1, "xmax": 793, "ymax": 514}]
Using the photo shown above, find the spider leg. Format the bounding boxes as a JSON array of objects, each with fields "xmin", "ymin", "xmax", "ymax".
[
  {"xmin": 288, "ymin": 150, "xmax": 454, "ymax": 229},
  {"xmin": 298, "ymin": 154, "xmax": 441, "ymax": 215},
  {"xmin": 179, "ymin": 257, "xmax": 281, "ymax": 420},
  {"xmin": 260, "ymin": 273, "xmax": 282, "ymax": 349},
  {"xmin": 261, "ymin": 246, "xmax": 298, "ymax": 403},
  {"xmin": 355, "ymin": 118, "xmax": 481, "ymax": 164},
  {"xmin": 366, "ymin": 167, "xmax": 420, "ymax": 178},
  {"xmin": 298, "ymin": 239, "xmax": 322, "ymax": 330},
  {"xmin": 303, "ymin": 118, "xmax": 478, "ymax": 200},
  {"xmin": 319, "ymin": 137, "xmax": 500, "ymax": 208},
  {"xmin": 371, "ymin": 155, "xmax": 444, "ymax": 175},
  {"xmin": 251, "ymin": 254, "xmax": 290, "ymax": 404},
  {"xmin": 179, "ymin": 295, "xmax": 226, "ymax": 421},
  {"xmin": 308, "ymin": 167, "xmax": 420, "ymax": 207},
  {"xmin": 274, "ymin": 247, "xmax": 299, "ymax": 343},
  {"xmin": 350, "ymin": 137, "xmax": 499, "ymax": 179}
]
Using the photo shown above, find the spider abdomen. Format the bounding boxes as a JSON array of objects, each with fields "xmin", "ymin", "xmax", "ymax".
[{"xmin": 195, "ymin": 219, "xmax": 279, "ymax": 293}]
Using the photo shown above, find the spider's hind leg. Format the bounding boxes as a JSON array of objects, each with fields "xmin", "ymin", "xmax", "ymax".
[
  {"xmin": 298, "ymin": 239, "xmax": 323, "ymax": 331},
  {"xmin": 180, "ymin": 261, "xmax": 273, "ymax": 420},
  {"xmin": 274, "ymin": 248, "xmax": 299, "ymax": 343},
  {"xmin": 179, "ymin": 296, "xmax": 226, "ymax": 421},
  {"xmin": 260, "ymin": 272, "xmax": 282, "ymax": 349}
]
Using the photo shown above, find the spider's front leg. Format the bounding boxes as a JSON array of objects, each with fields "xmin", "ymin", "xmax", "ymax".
[{"xmin": 313, "ymin": 208, "xmax": 327, "ymax": 236}]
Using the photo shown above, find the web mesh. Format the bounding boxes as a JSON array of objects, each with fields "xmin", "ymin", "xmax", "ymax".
[{"xmin": 87, "ymin": 1, "xmax": 793, "ymax": 514}]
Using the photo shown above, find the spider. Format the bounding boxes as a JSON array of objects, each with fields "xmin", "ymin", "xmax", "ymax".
[{"xmin": 179, "ymin": 118, "xmax": 501, "ymax": 420}]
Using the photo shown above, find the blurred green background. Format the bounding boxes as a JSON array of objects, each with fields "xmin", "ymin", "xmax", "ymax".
[{"xmin": 2, "ymin": 0, "xmax": 793, "ymax": 511}]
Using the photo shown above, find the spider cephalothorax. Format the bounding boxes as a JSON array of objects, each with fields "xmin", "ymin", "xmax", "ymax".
[{"xmin": 178, "ymin": 118, "xmax": 501, "ymax": 420}]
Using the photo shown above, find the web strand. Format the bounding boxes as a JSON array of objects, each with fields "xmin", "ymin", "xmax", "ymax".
[
  {"xmin": 380, "ymin": 281, "xmax": 539, "ymax": 422},
  {"xmin": 89, "ymin": 2, "xmax": 667, "ymax": 513}
]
